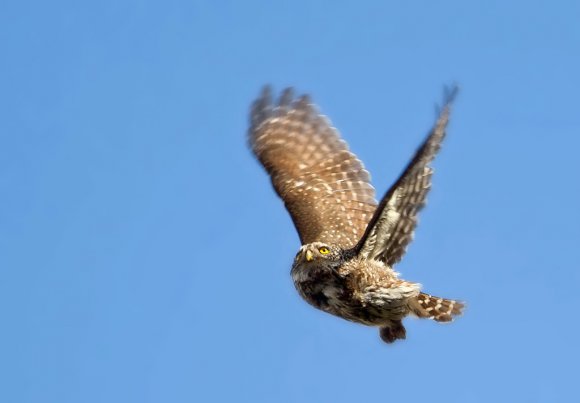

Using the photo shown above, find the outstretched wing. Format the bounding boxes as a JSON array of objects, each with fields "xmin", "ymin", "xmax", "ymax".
[
  {"xmin": 249, "ymin": 87, "xmax": 377, "ymax": 248},
  {"xmin": 354, "ymin": 87, "xmax": 458, "ymax": 266}
]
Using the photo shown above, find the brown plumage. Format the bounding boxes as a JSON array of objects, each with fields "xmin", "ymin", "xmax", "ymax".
[
  {"xmin": 249, "ymin": 86, "xmax": 464, "ymax": 343},
  {"xmin": 249, "ymin": 88, "xmax": 376, "ymax": 248}
]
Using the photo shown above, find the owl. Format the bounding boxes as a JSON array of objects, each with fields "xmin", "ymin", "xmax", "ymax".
[{"xmin": 248, "ymin": 86, "xmax": 464, "ymax": 343}]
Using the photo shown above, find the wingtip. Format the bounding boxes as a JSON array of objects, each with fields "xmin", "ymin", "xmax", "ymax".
[
  {"xmin": 296, "ymin": 93, "xmax": 312, "ymax": 110},
  {"xmin": 279, "ymin": 87, "xmax": 295, "ymax": 107},
  {"xmin": 260, "ymin": 84, "xmax": 272, "ymax": 100},
  {"xmin": 437, "ymin": 83, "xmax": 459, "ymax": 114},
  {"xmin": 443, "ymin": 83, "xmax": 459, "ymax": 106},
  {"xmin": 430, "ymin": 85, "xmax": 456, "ymax": 125},
  {"xmin": 276, "ymin": 87, "xmax": 315, "ymax": 115},
  {"xmin": 254, "ymin": 84, "xmax": 273, "ymax": 107},
  {"xmin": 250, "ymin": 85, "xmax": 274, "ymax": 132}
]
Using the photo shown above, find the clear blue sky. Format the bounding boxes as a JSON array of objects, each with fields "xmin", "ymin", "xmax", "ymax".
[{"xmin": 1, "ymin": 1, "xmax": 579, "ymax": 402}]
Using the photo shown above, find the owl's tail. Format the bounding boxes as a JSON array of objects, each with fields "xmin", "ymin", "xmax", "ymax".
[{"xmin": 409, "ymin": 292, "xmax": 465, "ymax": 322}]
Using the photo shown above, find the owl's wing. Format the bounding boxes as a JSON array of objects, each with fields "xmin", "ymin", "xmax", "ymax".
[
  {"xmin": 249, "ymin": 87, "xmax": 377, "ymax": 249},
  {"xmin": 354, "ymin": 87, "xmax": 458, "ymax": 266}
]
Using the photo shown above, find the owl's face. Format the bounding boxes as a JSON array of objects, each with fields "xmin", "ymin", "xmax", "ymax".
[{"xmin": 294, "ymin": 242, "xmax": 343, "ymax": 266}]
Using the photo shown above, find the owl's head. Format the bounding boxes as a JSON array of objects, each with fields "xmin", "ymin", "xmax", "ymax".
[{"xmin": 295, "ymin": 242, "xmax": 343, "ymax": 265}]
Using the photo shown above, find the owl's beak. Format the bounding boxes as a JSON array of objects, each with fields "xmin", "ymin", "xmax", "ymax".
[{"xmin": 305, "ymin": 250, "xmax": 314, "ymax": 262}]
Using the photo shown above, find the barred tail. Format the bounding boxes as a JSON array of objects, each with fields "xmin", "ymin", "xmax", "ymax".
[{"xmin": 409, "ymin": 292, "xmax": 465, "ymax": 322}]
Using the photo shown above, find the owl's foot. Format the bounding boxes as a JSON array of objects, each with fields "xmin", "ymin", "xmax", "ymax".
[{"xmin": 379, "ymin": 321, "xmax": 406, "ymax": 344}]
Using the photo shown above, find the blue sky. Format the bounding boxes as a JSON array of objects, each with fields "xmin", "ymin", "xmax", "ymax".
[{"xmin": 1, "ymin": 1, "xmax": 579, "ymax": 402}]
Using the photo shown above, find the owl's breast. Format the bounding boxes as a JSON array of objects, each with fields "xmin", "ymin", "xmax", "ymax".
[
  {"xmin": 290, "ymin": 258, "xmax": 416, "ymax": 325},
  {"xmin": 291, "ymin": 262, "xmax": 345, "ymax": 312},
  {"xmin": 290, "ymin": 262, "xmax": 380, "ymax": 325}
]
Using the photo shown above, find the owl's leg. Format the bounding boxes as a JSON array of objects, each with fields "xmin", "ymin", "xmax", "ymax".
[{"xmin": 379, "ymin": 321, "xmax": 406, "ymax": 344}]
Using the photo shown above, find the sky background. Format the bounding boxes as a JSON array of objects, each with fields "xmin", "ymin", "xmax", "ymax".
[{"xmin": 1, "ymin": 1, "xmax": 579, "ymax": 402}]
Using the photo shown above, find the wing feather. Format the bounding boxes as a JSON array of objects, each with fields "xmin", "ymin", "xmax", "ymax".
[
  {"xmin": 249, "ymin": 87, "xmax": 377, "ymax": 248},
  {"xmin": 353, "ymin": 86, "xmax": 458, "ymax": 266}
]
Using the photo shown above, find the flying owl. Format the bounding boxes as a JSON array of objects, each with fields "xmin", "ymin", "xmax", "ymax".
[{"xmin": 248, "ymin": 86, "xmax": 464, "ymax": 343}]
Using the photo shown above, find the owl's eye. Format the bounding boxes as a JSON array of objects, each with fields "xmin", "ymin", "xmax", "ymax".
[{"xmin": 318, "ymin": 247, "xmax": 330, "ymax": 255}]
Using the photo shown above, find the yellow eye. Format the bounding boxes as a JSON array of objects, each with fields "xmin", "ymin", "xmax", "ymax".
[{"xmin": 318, "ymin": 247, "xmax": 330, "ymax": 255}]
